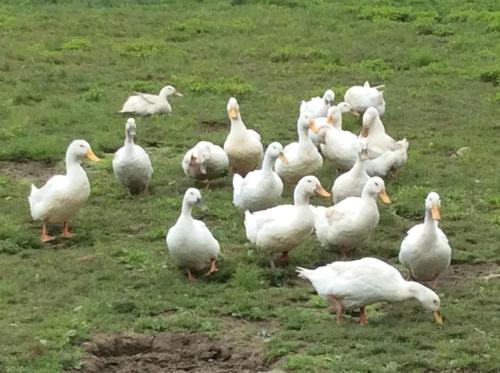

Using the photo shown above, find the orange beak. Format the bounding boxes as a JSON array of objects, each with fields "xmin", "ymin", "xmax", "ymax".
[
  {"xmin": 378, "ymin": 190, "xmax": 391, "ymax": 204},
  {"xmin": 431, "ymin": 205, "xmax": 441, "ymax": 220},
  {"xmin": 174, "ymin": 91, "xmax": 183, "ymax": 97},
  {"xmin": 315, "ymin": 184, "xmax": 331, "ymax": 198},
  {"xmin": 308, "ymin": 120, "xmax": 319, "ymax": 133},
  {"xmin": 228, "ymin": 106, "xmax": 238, "ymax": 119},
  {"xmin": 326, "ymin": 115, "xmax": 334, "ymax": 125},
  {"xmin": 360, "ymin": 127, "xmax": 369, "ymax": 137},
  {"xmin": 85, "ymin": 149, "xmax": 100, "ymax": 162},
  {"xmin": 278, "ymin": 153, "xmax": 289, "ymax": 165},
  {"xmin": 433, "ymin": 310, "xmax": 443, "ymax": 325}
]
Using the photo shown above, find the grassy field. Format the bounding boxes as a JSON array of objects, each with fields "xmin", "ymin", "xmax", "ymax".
[{"xmin": 1, "ymin": 0, "xmax": 500, "ymax": 372}]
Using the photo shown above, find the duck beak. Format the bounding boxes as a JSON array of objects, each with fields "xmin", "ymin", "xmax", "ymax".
[
  {"xmin": 315, "ymin": 184, "xmax": 331, "ymax": 198},
  {"xmin": 378, "ymin": 190, "xmax": 391, "ymax": 204},
  {"xmin": 308, "ymin": 120, "xmax": 319, "ymax": 133},
  {"xmin": 431, "ymin": 205, "xmax": 441, "ymax": 220},
  {"xmin": 85, "ymin": 149, "xmax": 100, "ymax": 162},
  {"xmin": 174, "ymin": 90, "xmax": 183, "ymax": 97},
  {"xmin": 200, "ymin": 164, "xmax": 207, "ymax": 175},
  {"xmin": 278, "ymin": 153, "xmax": 289, "ymax": 165},
  {"xmin": 360, "ymin": 152, "xmax": 369, "ymax": 161},
  {"xmin": 350, "ymin": 110, "xmax": 360, "ymax": 118},
  {"xmin": 360, "ymin": 127, "xmax": 369, "ymax": 137},
  {"xmin": 228, "ymin": 107, "xmax": 238, "ymax": 119},
  {"xmin": 326, "ymin": 115, "xmax": 334, "ymax": 125},
  {"xmin": 433, "ymin": 310, "xmax": 443, "ymax": 325}
]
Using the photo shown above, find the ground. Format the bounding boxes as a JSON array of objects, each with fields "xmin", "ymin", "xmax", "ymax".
[{"xmin": 0, "ymin": 0, "xmax": 500, "ymax": 372}]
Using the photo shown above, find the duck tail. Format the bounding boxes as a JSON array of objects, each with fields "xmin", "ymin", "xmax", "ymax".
[{"xmin": 296, "ymin": 266, "xmax": 313, "ymax": 280}]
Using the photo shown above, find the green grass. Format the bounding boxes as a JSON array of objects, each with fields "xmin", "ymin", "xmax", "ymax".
[{"xmin": 1, "ymin": 0, "xmax": 500, "ymax": 372}]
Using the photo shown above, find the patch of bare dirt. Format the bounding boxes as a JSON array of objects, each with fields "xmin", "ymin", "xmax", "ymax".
[
  {"xmin": 76, "ymin": 331, "xmax": 276, "ymax": 373},
  {"xmin": 0, "ymin": 160, "xmax": 58, "ymax": 181},
  {"xmin": 440, "ymin": 262, "xmax": 499, "ymax": 286}
]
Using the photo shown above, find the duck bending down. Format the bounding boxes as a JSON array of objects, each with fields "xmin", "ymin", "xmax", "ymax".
[
  {"xmin": 399, "ymin": 192, "xmax": 452, "ymax": 288},
  {"xmin": 303, "ymin": 89, "xmax": 335, "ymax": 118},
  {"xmin": 233, "ymin": 142, "xmax": 287, "ymax": 212},
  {"xmin": 244, "ymin": 176, "xmax": 330, "ymax": 268},
  {"xmin": 331, "ymin": 142, "xmax": 369, "ymax": 204},
  {"xmin": 361, "ymin": 137, "xmax": 409, "ymax": 178},
  {"xmin": 344, "ymin": 81, "xmax": 385, "ymax": 116},
  {"xmin": 120, "ymin": 85, "xmax": 183, "ymax": 116},
  {"xmin": 274, "ymin": 104, "xmax": 323, "ymax": 184},
  {"xmin": 297, "ymin": 257, "xmax": 443, "ymax": 325},
  {"xmin": 223, "ymin": 97, "xmax": 263, "ymax": 175},
  {"xmin": 359, "ymin": 107, "xmax": 398, "ymax": 158},
  {"xmin": 113, "ymin": 118, "xmax": 153, "ymax": 195},
  {"xmin": 316, "ymin": 103, "xmax": 360, "ymax": 172},
  {"xmin": 28, "ymin": 140, "xmax": 100, "ymax": 242},
  {"xmin": 166, "ymin": 188, "xmax": 220, "ymax": 281},
  {"xmin": 315, "ymin": 177, "xmax": 390, "ymax": 256},
  {"xmin": 182, "ymin": 141, "xmax": 229, "ymax": 180}
]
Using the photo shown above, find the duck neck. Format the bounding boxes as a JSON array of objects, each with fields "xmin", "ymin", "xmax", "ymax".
[
  {"xmin": 403, "ymin": 281, "xmax": 434, "ymax": 304},
  {"xmin": 261, "ymin": 152, "xmax": 276, "ymax": 173},
  {"xmin": 180, "ymin": 199, "xmax": 193, "ymax": 219},
  {"xmin": 423, "ymin": 209, "xmax": 437, "ymax": 237},
  {"xmin": 65, "ymin": 152, "xmax": 85, "ymax": 178},
  {"xmin": 230, "ymin": 114, "xmax": 247, "ymax": 136},
  {"xmin": 294, "ymin": 188, "xmax": 310, "ymax": 206},
  {"xmin": 125, "ymin": 131, "xmax": 135, "ymax": 149},
  {"xmin": 332, "ymin": 115, "xmax": 342, "ymax": 130},
  {"xmin": 351, "ymin": 154, "xmax": 365, "ymax": 175}
]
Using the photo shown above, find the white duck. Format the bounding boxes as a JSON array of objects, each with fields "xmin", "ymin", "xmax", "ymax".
[
  {"xmin": 275, "ymin": 105, "xmax": 323, "ymax": 184},
  {"xmin": 316, "ymin": 103, "xmax": 360, "ymax": 172},
  {"xmin": 119, "ymin": 85, "xmax": 183, "ymax": 116},
  {"xmin": 362, "ymin": 138, "xmax": 409, "ymax": 178},
  {"xmin": 223, "ymin": 97, "xmax": 263, "ymax": 175},
  {"xmin": 315, "ymin": 177, "xmax": 390, "ymax": 255},
  {"xmin": 113, "ymin": 118, "xmax": 153, "ymax": 195},
  {"xmin": 331, "ymin": 143, "xmax": 369, "ymax": 204},
  {"xmin": 28, "ymin": 140, "xmax": 100, "ymax": 242},
  {"xmin": 359, "ymin": 107, "xmax": 398, "ymax": 158},
  {"xmin": 399, "ymin": 192, "xmax": 452, "ymax": 288},
  {"xmin": 297, "ymin": 257, "xmax": 443, "ymax": 325},
  {"xmin": 233, "ymin": 142, "xmax": 287, "ymax": 212},
  {"xmin": 166, "ymin": 188, "xmax": 220, "ymax": 281},
  {"xmin": 244, "ymin": 176, "xmax": 330, "ymax": 268},
  {"xmin": 303, "ymin": 89, "xmax": 335, "ymax": 118},
  {"xmin": 344, "ymin": 81, "xmax": 385, "ymax": 116},
  {"xmin": 182, "ymin": 141, "xmax": 229, "ymax": 180}
]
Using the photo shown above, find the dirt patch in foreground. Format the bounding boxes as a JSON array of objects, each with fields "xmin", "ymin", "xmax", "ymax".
[
  {"xmin": 440, "ymin": 262, "xmax": 499, "ymax": 287},
  {"xmin": 76, "ymin": 331, "xmax": 273, "ymax": 373}
]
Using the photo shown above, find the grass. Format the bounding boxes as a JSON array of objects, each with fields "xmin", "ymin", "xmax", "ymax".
[{"xmin": 0, "ymin": 0, "xmax": 500, "ymax": 372}]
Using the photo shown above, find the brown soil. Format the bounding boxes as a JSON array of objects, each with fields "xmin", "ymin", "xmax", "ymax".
[
  {"xmin": 76, "ymin": 331, "xmax": 276, "ymax": 373},
  {"xmin": 439, "ymin": 262, "xmax": 499, "ymax": 287},
  {"xmin": 0, "ymin": 160, "xmax": 58, "ymax": 181}
]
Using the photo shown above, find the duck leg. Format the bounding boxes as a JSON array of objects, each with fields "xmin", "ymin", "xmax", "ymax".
[
  {"xmin": 61, "ymin": 222, "xmax": 76, "ymax": 238},
  {"xmin": 40, "ymin": 223, "xmax": 55, "ymax": 243},
  {"xmin": 205, "ymin": 258, "xmax": 218, "ymax": 276},
  {"xmin": 359, "ymin": 306, "xmax": 368, "ymax": 326},
  {"xmin": 328, "ymin": 295, "xmax": 344, "ymax": 325},
  {"xmin": 187, "ymin": 268, "xmax": 197, "ymax": 282},
  {"xmin": 269, "ymin": 256, "xmax": 276, "ymax": 269},
  {"xmin": 431, "ymin": 276, "xmax": 439, "ymax": 289}
]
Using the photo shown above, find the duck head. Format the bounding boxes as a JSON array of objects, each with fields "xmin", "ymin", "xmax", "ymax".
[
  {"xmin": 266, "ymin": 142, "xmax": 288, "ymax": 165},
  {"xmin": 67, "ymin": 140, "xmax": 100, "ymax": 162},
  {"xmin": 323, "ymin": 89, "xmax": 335, "ymax": 106},
  {"xmin": 299, "ymin": 109, "xmax": 318, "ymax": 133},
  {"xmin": 183, "ymin": 187, "xmax": 205, "ymax": 209},
  {"xmin": 227, "ymin": 97, "xmax": 240, "ymax": 120},
  {"xmin": 363, "ymin": 177, "xmax": 390, "ymax": 203},
  {"xmin": 425, "ymin": 192, "xmax": 441, "ymax": 220},
  {"xmin": 296, "ymin": 176, "xmax": 330, "ymax": 200},
  {"xmin": 360, "ymin": 107, "xmax": 380, "ymax": 137},
  {"xmin": 125, "ymin": 118, "xmax": 137, "ymax": 137},
  {"xmin": 159, "ymin": 85, "xmax": 183, "ymax": 98},
  {"xmin": 409, "ymin": 283, "xmax": 443, "ymax": 325}
]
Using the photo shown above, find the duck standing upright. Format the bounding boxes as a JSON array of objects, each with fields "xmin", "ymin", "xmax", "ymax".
[
  {"xmin": 233, "ymin": 142, "xmax": 287, "ymax": 212},
  {"xmin": 399, "ymin": 192, "xmax": 452, "ymax": 288},
  {"xmin": 166, "ymin": 188, "xmax": 220, "ymax": 281},
  {"xmin": 223, "ymin": 97, "xmax": 263, "ymax": 175},
  {"xmin": 113, "ymin": 118, "xmax": 153, "ymax": 195},
  {"xmin": 28, "ymin": 140, "xmax": 100, "ymax": 242},
  {"xmin": 274, "ymin": 105, "xmax": 323, "ymax": 184},
  {"xmin": 244, "ymin": 176, "xmax": 330, "ymax": 267},
  {"xmin": 315, "ymin": 177, "xmax": 390, "ymax": 256},
  {"xmin": 119, "ymin": 85, "xmax": 183, "ymax": 116},
  {"xmin": 297, "ymin": 257, "xmax": 443, "ymax": 325}
]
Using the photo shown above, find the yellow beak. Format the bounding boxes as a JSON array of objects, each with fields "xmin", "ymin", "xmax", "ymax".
[
  {"xmin": 278, "ymin": 153, "xmax": 289, "ymax": 165},
  {"xmin": 326, "ymin": 115, "xmax": 334, "ymax": 125},
  {"xmin": 360, "ymin": 127, "xmax": 369, "ymax": 137},
  {"xmin": 228, "ymin": 107, "xmax": 238, "ymax": 119},
  {"xmin": 431, "ymin": 205, "xmax": 441, "ymax": 220},
  {"xmin": 85, "ymin": 149, "xmax": 100, "ymax": 162},
  {"xmin": 174, "ymin": 91, "xmax": 183, "ymax": 97},
  {"xmin": 315, "ymin": 184, "xmax": 331, "ymax": 198},
  {"xmin": 433, "ymin": 310, "xmax": 443, "ymax": 325},
  {"xmin": 378, "ymin": 190, "xmax": 391, "ymax": 204},
  {"xmin": 308, "ymin": 120, "xmax": 319, "ymax": 133}
]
